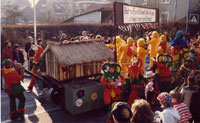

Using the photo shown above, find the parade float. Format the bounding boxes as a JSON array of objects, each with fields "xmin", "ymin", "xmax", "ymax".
[{"xmin": 36, "ymin": 39, "xmax": 114, "ymax": 114}]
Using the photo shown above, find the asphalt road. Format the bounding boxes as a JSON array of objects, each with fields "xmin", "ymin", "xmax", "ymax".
[{"xmin": 1, "ymin": 77, "xmax": 107, "ymax": 123}]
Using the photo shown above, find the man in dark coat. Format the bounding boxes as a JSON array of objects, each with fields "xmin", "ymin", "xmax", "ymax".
[
  {"xmin": 13, "ymin": 44, "xmax": 25, "ymax": 65},
  {"xmin": 25, "ymin": 36, "xmax": 34, "ymax": 70}
]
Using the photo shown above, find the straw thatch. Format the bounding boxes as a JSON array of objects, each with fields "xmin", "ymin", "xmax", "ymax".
[{"xmin": 46, "ymin": 40, "xmax": 114, "ymax": 65}]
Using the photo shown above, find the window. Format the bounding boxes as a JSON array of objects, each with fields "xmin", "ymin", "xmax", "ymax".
[
  {"xmin": 160, "ymin": 12, "xmax": 169, "ymax": 23},
  {"xmin": 161, "ymin": 0, "xmax": 170, "ymax": 4},
  {"xmin": 142, "ymin": 0, "xmax": 148, "ymax": 5}
]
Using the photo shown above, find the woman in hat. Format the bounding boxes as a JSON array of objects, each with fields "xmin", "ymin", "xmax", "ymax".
[
  {"xmin": 1, "ymin": 59, "xmax": 26, "ymax": 120},
  {"xmin": 144, "ymin": 71, "xmax": 160, "ymax": 110},
  {"xmin": 126, "ymin": 57, "xmax": 148, "ymax": 106},
  {"xmin": 155, "ymin": 92, "xmax": 180, "ymax": 123}
]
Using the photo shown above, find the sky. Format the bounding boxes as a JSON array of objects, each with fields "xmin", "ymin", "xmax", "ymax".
[{"xmin": 28, "ymin": 0, "xmax": 39, "ymax": 7}]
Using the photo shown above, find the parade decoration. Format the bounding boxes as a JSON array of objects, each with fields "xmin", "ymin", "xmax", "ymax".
[
  {"xmin": 75, "ymin": 98, "xmax": 83, "ymax": 107},
  {"xmin": 91, "ymin": 93, "xmax": 98, "ymax": 101},
  {"xmin": 77, "ymin": 90, "xmax": 85, "ymax": 98}
]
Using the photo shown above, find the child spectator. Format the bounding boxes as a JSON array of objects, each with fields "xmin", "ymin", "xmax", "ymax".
[
  {"xmin": 170, "ymin": 90, "xmax": 192, "ymax": 123},
  {"xmin": 156, "ymin": 92, "xmax": 180, "ymax": 123},
  {"xmin": 131, "ymin": 99, "xmax": 154, "ymax": 123},
  {"xmin": 13, "ymin": 44, "xmax": 24, "ymax": 65},
  {"xmin": 111, "ymin": 102, "xmax": 133, "ymax": 123}
]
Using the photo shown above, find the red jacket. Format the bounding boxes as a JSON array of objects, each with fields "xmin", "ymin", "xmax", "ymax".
[
  {"xmin": 2, "ymin": 47, "xmax": 14, "ymax": 61},
  {"xmin": 1, "ymin": 68, "xmax": 23, "ymax": 90}
]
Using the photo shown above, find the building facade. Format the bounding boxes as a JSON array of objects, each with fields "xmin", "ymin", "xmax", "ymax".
[{"xmin": 131, "ymin": 0, "xmax": 200, "ymax": 23}]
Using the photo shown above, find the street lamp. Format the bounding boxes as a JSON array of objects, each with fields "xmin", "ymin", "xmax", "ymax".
[{"xmin": 33, "ymin": 0, "xmax": 37, "ymax": 45}]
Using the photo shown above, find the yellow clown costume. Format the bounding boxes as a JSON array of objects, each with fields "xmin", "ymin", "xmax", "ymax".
[
  {"xmin": 106, "ymin": 36, "xmax": 126, "ymax": 63},
  {"xmin": 156, "ymin": 35, "xmax": 171, "ymax": 56},
  {"xmin": 147, "ymin": 31, "xmax": 160, "ymax": 67},
  {"xmin": 119, "ymin": 37, "xmax": 137, "ymax": 77},
  {"xmin": 137, "ymin": 38, "xmax": 149, "ymax": 71}
]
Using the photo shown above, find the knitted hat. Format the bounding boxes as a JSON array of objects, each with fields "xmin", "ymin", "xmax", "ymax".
[
  {"xmin": 157, "ymin": 92, "xmax": 172, "ymax": 105},
  {"xmin": 2, "ymin": 59, "xmax": 13, "ymax": 67},
  {"xmin": 111, "ymin": 102, "xmax": 133, "ymax": 122}
]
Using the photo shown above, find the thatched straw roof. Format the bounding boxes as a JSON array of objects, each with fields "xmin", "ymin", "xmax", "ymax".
[{"xmin": 46, "ymin": 40, "xmax": 114, "ymax": 65}]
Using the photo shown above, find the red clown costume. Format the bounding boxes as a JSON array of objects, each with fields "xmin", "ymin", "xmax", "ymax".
[
  {"xmin": 127, "ymin": 57, "xmax": 148, "ymax": 106},
  {"xmin": 28, "ymin": 45, "xmax": 43, "ymax": 92},
  {"xmin": 1, "ymin": 59, "xmax": 26, "ymax": 120},
  {"xmin": 101, "ymin": 62, "xmax": 124, "ymax": 104}
]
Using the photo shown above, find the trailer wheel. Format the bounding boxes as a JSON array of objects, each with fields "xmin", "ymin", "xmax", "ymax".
[{"xmin": 50, "ymin": 89, "xmax": 60, "ymax": 104}]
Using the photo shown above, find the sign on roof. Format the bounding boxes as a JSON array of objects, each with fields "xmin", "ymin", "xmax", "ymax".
[
  {"xmin": 123, "ymin": 5, "xmax": 156, "ymax": 24},
  {"xmin": 189, "ymin": 14, "xmax": 199, "ymax": 24},
  {"xmin": 114, "ymin": 2, "xmax": 159, "ymax": 26}
]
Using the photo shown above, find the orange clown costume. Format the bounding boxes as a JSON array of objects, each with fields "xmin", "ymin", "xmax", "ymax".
[
  {"xmin": 147, "ymin": 31, "xmax": 160, "ymax": 67},
  {"xmin": 28, "ymin": 45, "xmax": 43, "ymax": 92},
  {"xmin": 156, "ymin": 35, "xmax": 171, "ymax": 56},
  {"xmin": 137, "ymin": 38, "xmax": 149, "ymax": 71},
  {"xmin": 119, "ymin": 37, "xmax": 137, "ymax": 77}
]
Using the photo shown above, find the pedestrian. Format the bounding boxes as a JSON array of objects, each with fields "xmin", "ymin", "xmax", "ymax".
[
  {"xmin": 155, "ymin": 92, "xmax": 180, "ymax": 123},
  {"xmin": 170, "ymin": 90, "xmax": 192, "ymax": 123},
  {"xmin": 131, "ymin": 99, "xmax": 154, "ymax": 123},
  {"xmin": 144, "ymin": 71, "xmax": 160, "ymax": 110},
  {"xmin": 190, "ymin": 85, "xmax": 200, "ymax": 123},
  {"xmin": 25, "ymin": 36, "xmax": 34, "ymax": 69},
  {"xmin": 13, "ymin": 44, "xmax": 25, "ymax": 65},
  {"xmin": 111, "ymin": 102, "xmax": 133, "ymax": 123},
  {"xmin": 2, "ymin": 41, "xmax": 14, "ymax": 90},
  {"xmin": 27, "ymin": 45, "xmax": 43, "ymax": 93},
  {"xmin": 1, "ymin": 59, "xmax": 26, "ymax": 120},
  {"xmin": 2, "ymin": 41, "xmax": 14, "ymax": 61}
]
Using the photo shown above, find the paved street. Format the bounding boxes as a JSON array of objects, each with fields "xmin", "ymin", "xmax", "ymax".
[{"xmin": 1, "ymin": 77, "xmax": 107, "ymax": 123}]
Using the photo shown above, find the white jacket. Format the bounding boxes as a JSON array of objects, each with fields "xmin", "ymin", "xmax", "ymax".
[{"xmin": 161, "ymin": 108, "xmax": 181, "ymax": 123}]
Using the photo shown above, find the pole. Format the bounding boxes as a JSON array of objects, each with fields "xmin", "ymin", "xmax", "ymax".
[
  {"xmin": 33, "ymin": 0, "xmax": 37, "ymax": 45},
  {"xmin": 186, "ymin": 0, "xmax": 190, "ymax": 33},
  {"xmin": 174, "ymin": 0, "xmax": 177, "ymax": 22}
]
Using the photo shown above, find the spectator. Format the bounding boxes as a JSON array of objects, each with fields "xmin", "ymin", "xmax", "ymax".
[
  {"xmin": 156, "ymin": 92, "xmax": 180, "ymax": 123},
  {"xmin": 190, "ymin": 87, "xmax": 200, "ymax": 123},
  {"xmin": 38, "ymin": 38, "xmax": 45, "ymax": 49},
  {"xmin": 111, "ymin": 102, "xmax": 133, "ymax": 123},
  {"xmin": 25, "ymin": 36, "xmax": 33, "ymax": 58},
  {"xmin": 13, "ymin": 44, "xmax": 25, "ymax": 65},
  {"xmin": 2, "ymin": 41, "xmax": 14, "ymax": 61},
  {"xmin": 170, "ymin": 90, "xmax": 192, "ymax": 123},
  {"xmin": 131, "ymin": 99, "xmax": 154, "ymax": 123},
  {"xmin": 59, "ymin": 33, "xmax": 68, "ymax": 42},
  {"xmin": 81, "ymin": 31, "xmax": 89, "ymax": 40},
  {"xmin": 25, "ymin": 36, "xmax": 34, "ymax": 69}
]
